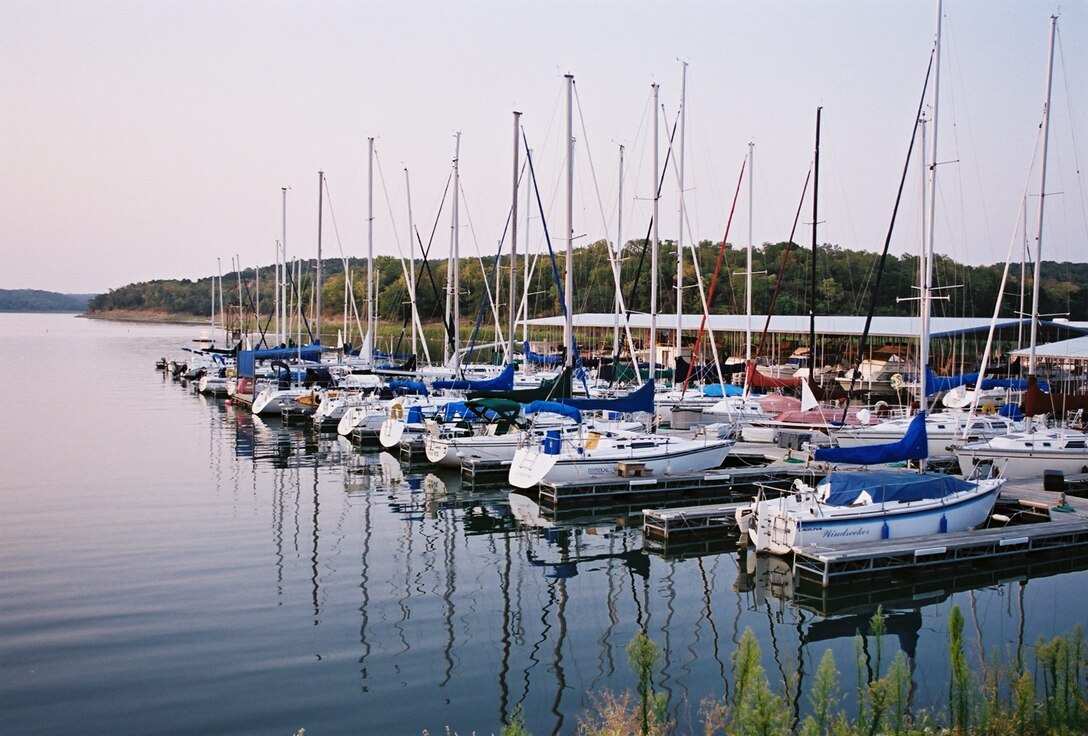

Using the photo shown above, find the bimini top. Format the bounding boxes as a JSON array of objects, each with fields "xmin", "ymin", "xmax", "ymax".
[{"xmin": 819, "ymin": 470, "xmax": 976, "ymax": 507}]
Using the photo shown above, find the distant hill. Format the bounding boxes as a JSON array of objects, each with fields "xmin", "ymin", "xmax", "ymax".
[{"xmin": 0, "ymin": 289, "xmax": 97, "ymax": 312}]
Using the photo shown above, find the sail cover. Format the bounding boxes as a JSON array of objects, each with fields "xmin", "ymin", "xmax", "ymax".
[
  {"xmin": 814, "ymin": 411, "xmax": 929, "ymax": 465},
  {"xmin": 563, "ymin": 380, "xmax": 655, "ymax": 413},
  {"xmin": 433, "ymin": 364, "xmax": 515, "ymax": 392},
  {"xmin": 819, "ymin": 470, "xmax": 976, "ymax": 506}
]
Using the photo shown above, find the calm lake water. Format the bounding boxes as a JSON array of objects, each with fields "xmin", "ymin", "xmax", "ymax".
[{"xmin": 2, "ymin": 311, "xmax": 1087, "ymax": 735}]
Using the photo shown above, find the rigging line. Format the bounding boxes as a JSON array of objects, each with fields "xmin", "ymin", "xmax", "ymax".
[
  {"xmin": 624, "ymin": 110, "xmax": 679, "ymax": 319},
  {"xmin": 416, "ymin": 173, "xmax": 456, "ymax": 353},
  {"xmin": 322, "ymin": 177, "xmax": 367, "ymax": 345},
  {"xmin": 522, "ymin": 128, "xmax": 586, "ymax": 373},
  {"xmin": 1056, "ymin": 26, "xmax": 1088, "ymax": 246},
  {"xmin": 841, "ymin": 46, "xmax": 936, "ymax": 423},
  {"xmin": 680, "ymin": 157, "xmax": 747, "ymax": 397},
  {"xmin": 457, "ymin": 181, "xmax": 507, "ymax": 356},
  {"xmin": 461, "ymin": 161, "xmax": 529, "ymax": 364},
  {"xmin": 755, "ymin": 167, "xmax": 813, "ymax": 360},
  {"xmin": 373, "ymin": 152, "xmax": 418, "ymax": 337}
]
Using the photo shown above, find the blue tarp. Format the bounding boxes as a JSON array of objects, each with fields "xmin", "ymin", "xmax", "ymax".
[
  {"xmin": 389, "ymin": 379, "xmax": 429, "ymax": 396},
  {"xmin": 433, "ymin": 364, "xmax": 515, "ymax": 391},
  {"xmin": 524, "ymin": 400, "xmax": 582, "ymax": 424},
  {"xmin": 523, "ymin": 341, "xmax": 564, "ymax": 366},
  {"xmin": 562, "ymin": 380, "xmax": 655, "ymax": 413},
  {"xmin": 820, "ymin": 470, "xmax": 976, "ymax": 506},
  {"xmin": 236, "ymin": 346, "xmax": 325, "ymax": 379},
  {"xmin": 702, "ymin": 383, "xmax": 746, "ymax": 398},
  {"xmin": 815, "ymin": 412, "xmax": 929, "ymax": 465},
  {"xmin": 925, "ymin": 367, "xmax": 1040, "ymax": 395}
]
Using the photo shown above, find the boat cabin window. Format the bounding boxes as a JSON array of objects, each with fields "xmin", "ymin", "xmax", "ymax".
[{"xmin": 1067, "ymin": 440, "xmax": 1087, "ymax": 449}]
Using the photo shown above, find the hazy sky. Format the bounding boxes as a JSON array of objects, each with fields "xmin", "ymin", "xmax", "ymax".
[{"xmin": 2, "ymin": 1, "xmax": 1085, "ymax": 295}]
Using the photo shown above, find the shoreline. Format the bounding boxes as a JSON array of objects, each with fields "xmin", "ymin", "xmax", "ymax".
[{"xmin": 80, "ymin": 310, "xmax": 208, "ymax": 325}]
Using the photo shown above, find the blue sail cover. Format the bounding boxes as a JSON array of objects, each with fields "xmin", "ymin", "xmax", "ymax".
[
  {"xmin": 815, "ymin": 412, "xmax": 929, "ymax": 465},
  {"xmin": 524, "ymin": 400, "xmax": 582, "ymax": 424},
  {"xmin": 702, "ymin": 383, "xmax": 746, "ymax": 397},
  {"xmin": 563, "ymin": 380, "xmax": 655, "ymax": 413},
  {"xmin": 236, "ymin": 346, "xmax": 325, "ymax": 379},
  {"xmin": 389, "ymin": 379, "xmax": 429, "ymax": 396},
  {"xmin": 432, "ymin": 364, "xmax": 515, "ymax": 392},
  {"xmin": 925, "ymin": 367, "xmax": 1038, "ymax": 395},
  {"xmin": 821, "ymin": 470, "xmax": 976, "ymax": 506},
  {"xmin": 523, "ymin": 341, "xmax": 564, "ymax": 365}
]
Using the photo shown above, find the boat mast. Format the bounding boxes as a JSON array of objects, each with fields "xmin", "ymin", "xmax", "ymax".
[
  {"xmin": 810, "ymin": 107, "xmax": 821, "ymax": 380},
  {"xmin": 315, "ymin": 170, "xmax": 323, "ymax": 345},
  {"xmin": 675, "ymin": 62, "xmax": 688, "ymax": 362},
  {"xmin": 367, "ymin": 138, "xmax": 375, "ymax": 364},
  {"xmin": 523, "ymin": 146, "xmax": 532, "ymax": 349},
  {"xmin": 649, "ymin": 82, "xmax": 660, "ymax": 382},
  {"xmin": 452, "ymin": 132, "xmax": 462, "ymax": 373},
  {"xmin": 281, "ymin": 187, "xmax": 288, "ymax": 347},
  {"xmin": 614, "ymin": 144, "xmax": 624, "ymax": 362},
  {"xmin": 217, "ymin": 257, "xmax": 225, "ymax": 342},
  {"xmin": 746, "ymin": 142, "xmax": 754, "ymax": 363},
  {"xmin": 509, "ymin": 111, "xmax": 521, "ymax": 365},
  {"xmin": 1028, "ymin": 15, "xmax": 1057, "ymax": 376},
  {"xmin": 565, "ymin": 74, "xmax": 575, "ymax": 371},
  {"xmin": 919, "ymin": 0, "xmax": 943, "ymax": 415},
  {"xmin": 405, "ymin": 168, "xmax": 418, "ymax": 359}
]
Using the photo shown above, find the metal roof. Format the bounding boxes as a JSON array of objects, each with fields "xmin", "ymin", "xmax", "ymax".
[{"xmin": 522, "ymin": 313, "xmax": 1040, "ymax": 339}]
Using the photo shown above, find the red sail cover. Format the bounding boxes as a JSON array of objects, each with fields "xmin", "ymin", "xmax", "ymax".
[
  {"xmin": 744, "ymin": 360, "xmax": 803, "ymax": 389},
  {"xmin": 1023, "ymin": 374, "xmax": 1088, "ymax": 416}
]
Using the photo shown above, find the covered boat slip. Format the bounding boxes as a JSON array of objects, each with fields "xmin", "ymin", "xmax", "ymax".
[{"xmin": 644, "ymin": 482, "xmax": 1088, "ymax": 587}]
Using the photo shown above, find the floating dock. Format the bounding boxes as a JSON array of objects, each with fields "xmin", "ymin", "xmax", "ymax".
[{"xmin": 645, "ymin": 480, "xmax": 1088, "ymax": 587}]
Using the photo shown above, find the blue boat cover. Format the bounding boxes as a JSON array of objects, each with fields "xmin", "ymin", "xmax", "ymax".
[
  {"xmin": 815, "ymin": 411, "xmax": 929, "ymax": 465},
  {"xmin": 236, "ymin": 346, "xmax": 325, "ymax": 378},
  {"xmin": 820, "ymin": 470, "xmax": 976, "ymax": 506},
  {"xmin": 702, "ymin": 383, "xmax": 746, "ymax": 397},
  {"xmin": 563, "ymin": 380, "xmax": 655, "ymax": 413},
  {"xmin": 433, "ymin": 364, "xmax": 515, "ymax": 391},
  {"xmin": 924, "ymin": 367, "xmax": 1039, "ymax": 395},
  {"xmin": 523, "ymin": 341, "xmax": 564, "ymax": 365},
  {"xmin": 389, "ymin": 379, "xmax": 429, "ymax": 396},
  {"xmin": 524, "ymin": 400, "xmax": 582, "ymax": 424}
]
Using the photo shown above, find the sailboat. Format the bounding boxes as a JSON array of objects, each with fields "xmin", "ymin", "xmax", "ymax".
[
  {"xmin": 954, "ymin": 15, "xmax": 1088, "ymax": 480},
  {"xmin": 743, "ymin": 6, "xmax": 1008, "ymax": 553},
  {"xmin": 742, "ymin": 413, "xmax": 1006, "ymax": 554}
]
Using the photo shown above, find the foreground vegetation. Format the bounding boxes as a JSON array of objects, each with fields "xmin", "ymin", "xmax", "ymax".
[
  {"xmin": 86, "ymin": 241, "xmax": 1088, "ymax": 328},
  {"xmin": 478, "ymin": 605, "xmax": 1085, "ymax": 736}
]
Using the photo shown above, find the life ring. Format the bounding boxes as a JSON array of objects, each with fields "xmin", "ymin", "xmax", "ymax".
[
  {"xmin": 889, "ymin": 373, "xmax": 904, "ymax": 390},
  {"xmin": 390, "ymin": 403, "xmax": 404, "ymax": 421}
]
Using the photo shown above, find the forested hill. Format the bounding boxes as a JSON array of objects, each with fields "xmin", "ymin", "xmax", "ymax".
[
  {"xmin": 0, "ymin": 289, "xmax": 96, "ymax": 312},
  {"xmin": 85, "ymin": 240, "xmax": 1088, "ymax": 323}
]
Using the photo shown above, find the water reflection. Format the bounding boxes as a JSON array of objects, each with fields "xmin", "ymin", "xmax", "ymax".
[{"xmin": 189, "ymin": 372, "xmax": 1088, "ymax": 734}]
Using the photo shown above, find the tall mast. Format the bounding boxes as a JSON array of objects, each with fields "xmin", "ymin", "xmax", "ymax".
[
  {"xmin": 280, "ymin": 187, "xmax": 288, "ymax": 346},
  {"xmin": 675, "ymin": 61, "xmax": 688, "ymax": 360},
  {"xmin": 614, "ymin": 144, "xmax": 624, "ymax": 361},
  {"xmin": 649, "ymin": 82, "xmax": 660, "ymax": 382},
  {"xmin": 452, "ymin": 132, "xmax": 462, "ymax": 372},
  {"xmin": 919, "ymin": 0, "xmax": 943, "ymax": 413},
  {"xmin": 315, "ymin": 170, "xmax": 324, "ymax": 345},
  {"xmin": 217, "ymin": 257, "xmax": 225, "ymax": 341},
  {"xmin": 1028, "ymin": 15, "xmax": 1058, "ymax": 375},
  {"xmin": 564, "ymin": 74, "xmax": 575, "ymax": 370},
  {"xmin": 523, "ymin": 147, "xmax": 532, "ymax": 348},
  {"xmin": 405, "ymin": 168, "xmax": 418, "ymax": 358},
  {"xmin": 508, "ymin": 111, "xmax": 521, "ymax": 364},
  {"xmin": 746, "ymin": 142, "xmax": 753, "ymax": 362},
  {"xmin": 367, "ymin": 138, "xmax": 375, "ymax": 364},
  {"xmin": 810, "ymin": 108, "xmax": 821, "ymax": 378}
]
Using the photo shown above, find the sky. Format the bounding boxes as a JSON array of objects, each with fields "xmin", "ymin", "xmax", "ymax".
[{"xmin": 1, "ymin": 1, "xmax": 1086, "ymax": 295}]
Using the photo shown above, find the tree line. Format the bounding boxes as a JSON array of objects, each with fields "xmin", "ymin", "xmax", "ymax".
[{"xmin": 86, "ymin": 240, "xmax": 1088, "ymax": 326}]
